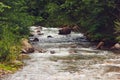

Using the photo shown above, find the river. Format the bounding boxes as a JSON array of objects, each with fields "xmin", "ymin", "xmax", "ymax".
[{"xmin": 2, "ymin": 27, "xmax": 120, "ymax": 80}]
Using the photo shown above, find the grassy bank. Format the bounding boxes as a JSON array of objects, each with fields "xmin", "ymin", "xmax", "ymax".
[
  {"xmin": 0, "ymin": 61, "xmax": 23, "ymax": 78},
  {"xmin": 0, "ymin": 53, "xmax": 31, "ymax": 78}
]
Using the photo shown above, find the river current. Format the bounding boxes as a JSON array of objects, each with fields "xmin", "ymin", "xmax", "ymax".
[{"xmin": 2, "ymin": 27, "xmax": 120, "ymax": 80}]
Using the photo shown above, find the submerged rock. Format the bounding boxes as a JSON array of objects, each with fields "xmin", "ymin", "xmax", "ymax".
[
  {"xmin": 32, "ymin": 38, "xmax": 39, "ymax": 42},
  {"xmin": 37, "ymin": 48, "xmax": 47, "ymax": 53},
  {"xmin": 69, "ymin": 49, "xmax": 77, "ymax": 54},
  {"xmin": 70, "ymin": 44, "xmax": 77, "ymax": 48},
  {"xmin": 47, "ymin": 35, "xmax": 53, "ymax": 38},
  {"xmin": 50, "ymin": 50, "xmax": 55, "ymax": 54}
]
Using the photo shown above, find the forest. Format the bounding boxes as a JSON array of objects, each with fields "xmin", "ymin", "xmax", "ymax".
[{"xmin": 0, "ymin": 0, "xmax": 120, "ymax": 75}]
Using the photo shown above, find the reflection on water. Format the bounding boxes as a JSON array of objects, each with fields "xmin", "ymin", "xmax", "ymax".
[{"xmin": 3, "ymin": 27, "xmax": 120, "ymax": 80}]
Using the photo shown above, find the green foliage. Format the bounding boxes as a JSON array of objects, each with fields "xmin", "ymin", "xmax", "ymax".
[
  {"xmin": 1, "ymin": 0, "xmax": 36, "ymax": 36},
  {"xmin": 0, "ymin": 63, "xmax": 17, "ymax": 72},
  {"xmin": 0, "ymin": 27, "xmax": 21, "ymax": 62},
  {"xmin": 0, "ymin": 1, "xmax": 35, "ymax": 62},
  {"xmin": 114, "ymin": 19, "xmax": 120, "ymax": 42},
  {"xmin": 0, "ymin": 0, "xmax": 120, "ymax": 63},
  {"xmin": 115, "ymin": 20, "xmax": 120, "ymax": 33},
  {"xmin": 0, "ymin": 61, "xmax": 23, "ymax": 73},
  {"xmin": 2, "ymin": 0, "xmax": 118, "ymax": 41},
  {"xmin": 0, "ymin": 2, "xmax": 10, "ymax": 12}
]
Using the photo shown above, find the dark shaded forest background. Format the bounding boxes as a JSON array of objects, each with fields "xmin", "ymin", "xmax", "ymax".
[{"xmin": 0, "ymin": 0, "xmax": 120, "ymax": 62}]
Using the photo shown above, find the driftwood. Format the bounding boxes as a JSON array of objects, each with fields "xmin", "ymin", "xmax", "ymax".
[{"xmin": 96, "ymin": 41, "xmax": 104, "ymax": 49}]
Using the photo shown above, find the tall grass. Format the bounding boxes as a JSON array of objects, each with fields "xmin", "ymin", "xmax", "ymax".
[
  {"xmin": 0, "ymin": 26, "xmax": 21, "ymax": 62},
  {"xmin": 114, "ymin": 19, "xmax": 120, "ymax": 42}
]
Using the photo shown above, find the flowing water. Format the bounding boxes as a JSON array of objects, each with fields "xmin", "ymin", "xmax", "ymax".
[{"xmin": 2, "ymin": 27, "xmax": 120, "ymax": 80}]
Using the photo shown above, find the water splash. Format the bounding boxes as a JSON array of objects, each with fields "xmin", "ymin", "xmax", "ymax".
[{"xmin": 3, "ymin": 27, "xmax": 120, "ymax": 80}]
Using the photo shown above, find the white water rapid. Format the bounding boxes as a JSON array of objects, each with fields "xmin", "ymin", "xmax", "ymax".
[{"xmin": 2, "ymin": 27, "xmax": 120, "ymax": 80}]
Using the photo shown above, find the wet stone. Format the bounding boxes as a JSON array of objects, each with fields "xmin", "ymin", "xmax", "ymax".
[
  {"xmin": 50, "ymin": 50, "xmax": 55, "ymax": 54},
  {"xmin": 2, "ymin": 27, "xmax": 120, "ymax": 80}
]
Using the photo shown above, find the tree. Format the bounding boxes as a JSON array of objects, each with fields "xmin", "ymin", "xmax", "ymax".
[{"xmin": 0, "ymin": 0, "xmax": 35, "ymax": 62}]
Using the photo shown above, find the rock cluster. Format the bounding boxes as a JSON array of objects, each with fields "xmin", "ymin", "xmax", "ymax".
[{"xmin": 21, "ymin": 38, "xmax": 34, "ymax": 53}]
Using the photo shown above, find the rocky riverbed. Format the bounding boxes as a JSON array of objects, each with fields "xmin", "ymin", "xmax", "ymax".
[{"xmin": 2, "ymin": 27, "xmax": 120, "ymax": 80}]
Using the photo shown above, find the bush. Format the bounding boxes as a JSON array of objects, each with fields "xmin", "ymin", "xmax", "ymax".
[{"xmin": 0, "ymin": 27, "xmax": 21, "ymax": 62}]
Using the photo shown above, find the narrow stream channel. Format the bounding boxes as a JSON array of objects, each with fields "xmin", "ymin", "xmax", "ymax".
[{"xmin": 2, "ymin": 27, "xmax": 120, "ymax": 80}]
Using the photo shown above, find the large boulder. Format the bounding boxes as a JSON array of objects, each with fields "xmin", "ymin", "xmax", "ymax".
[
  {"xmin": 21, "ymin": 38, "xmax": 34, "ymax": 53},
  {"xmin": 111, "ymin": 43, "xmax": 120, "ymax": 50},
  {"xmin": 58, "ymin": 27, "xmax": 72, "ymax": 35}
]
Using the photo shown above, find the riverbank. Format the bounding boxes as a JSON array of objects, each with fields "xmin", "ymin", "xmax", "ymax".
[
  {"xmin": 1, "ymin": 44, "xmax": 119, "ymax": 80},
  {"xmin": 2, "ymin": 44, "xmax": 120, "ymax": 80},
  {"xmin": 1, "ymin": 27, "xmax": 120, "ymax": 80},
  {"xmin": 0, "ymin": 62, "xmax": 23, "ymax": 78},
  {"xmin": 0, "ymin": 53, "xmax": 31, "ymax": 79}
]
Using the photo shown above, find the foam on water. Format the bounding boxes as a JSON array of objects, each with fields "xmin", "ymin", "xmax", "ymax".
[{"xmin": 3, "ymin": 27, "xmax": 120, "ymax": 80}]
